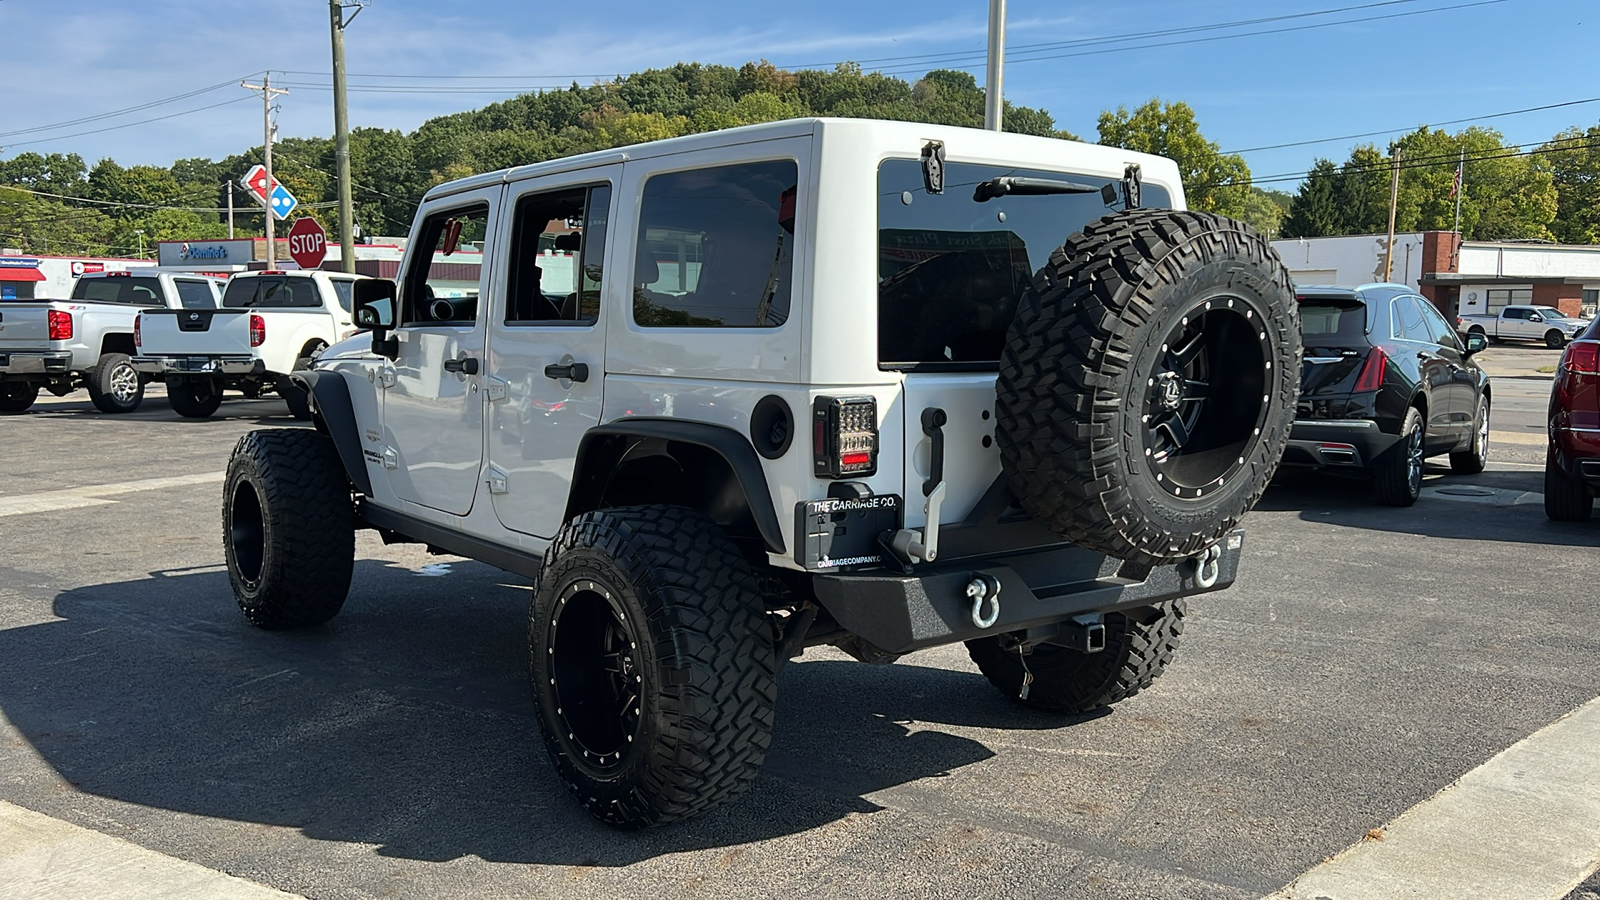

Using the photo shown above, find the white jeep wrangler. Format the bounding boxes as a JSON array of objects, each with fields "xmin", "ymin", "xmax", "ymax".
[{"xmin": 219, "ymin": 118, "xmax": 1300, "ymax": 829}]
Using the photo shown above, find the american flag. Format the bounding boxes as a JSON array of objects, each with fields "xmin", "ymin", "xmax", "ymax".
[{"xmin": 1450, "ymin": 161, "xmax": 1463, "ymax": 198}]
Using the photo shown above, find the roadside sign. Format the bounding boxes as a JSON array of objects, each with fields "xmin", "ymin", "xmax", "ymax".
[
  {"xmin": 268, "ymin": 183, "xmax": 298, "ymax": 221},
  {"xmin": 287, "ymin": 217, "xmax": 327, "ymax": 270},
  {"xmin": 241, "ymin": 164, "xmax": 278, "ymax": 203}
]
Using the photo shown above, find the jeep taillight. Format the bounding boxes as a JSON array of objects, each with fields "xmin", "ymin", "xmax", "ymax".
[
  {"xmin": 1562, "ymin": 340, "xmax": 1599, "ymax": 375},
  {"xmin": 813, "ymin": 396, "xmax": 878, "ymax": 478},
  {"xmin": 1353, "ymin": 347, "xmax": 1387, "ymax": 392},
  {"xmin": 47, "ymin": 310, "xmax": 73, "ymax": 341},
  {"xmin": 249, "ymin": 313, "xmax": 266, "ymax": 347},
  {"xmin": 134, "ymin": 313, "xmax": 142, "ymax": 347}
]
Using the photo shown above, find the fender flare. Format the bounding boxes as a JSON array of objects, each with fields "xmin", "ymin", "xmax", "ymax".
[
  {"xmin": 566, "ymin": 418, "xmax": 786, "ymax": 555},
  {"xmin": 293, "ymin": 370, "xmax": 374, "ymax": 497}
]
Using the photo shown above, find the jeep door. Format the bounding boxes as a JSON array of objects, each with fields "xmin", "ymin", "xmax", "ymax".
[
  {"xmin": 382, "ymin": 192, "xmax": 499, "ymax": 515},
  {"xmin": 485, "ymin": 168, "xmax": 618, "ymax": 538}
]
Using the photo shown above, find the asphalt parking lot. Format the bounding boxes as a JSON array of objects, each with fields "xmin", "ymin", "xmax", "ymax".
[{"xmin": 2, "ymin": 346, "xmax": 1597, "ymax": 900}]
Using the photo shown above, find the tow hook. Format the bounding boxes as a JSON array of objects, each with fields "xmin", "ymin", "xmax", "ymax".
[
  {"xmin": 1187, "ymin": 545, "xmax": 1222, "ymax": 589},
  {"xmin": 966, "ymin": 574, "xmax": 1001, "ymax": 629}
]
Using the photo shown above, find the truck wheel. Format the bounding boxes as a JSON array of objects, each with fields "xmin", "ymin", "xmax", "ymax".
[
  {"xmin": 166, "ymin": 376, "xmax": 224, "ymax": 418},
  {"xmin": 966, "ymin": 601, "xmax": 1185, "ymax": 713},
  {"xmin": 224, "ymin": 429, "xmax": 355, "ymax": 628},
  {"xmin": 85, "ymin": 353, "xmax": 143, "ymax": 413},
  {"xmin": 529, "ymin": 506, "xmax": 777, "ymax": 829},
  {"xmin": 278, "ymin": 344, "xmax": 325, "ymax": 421},
  {"xmin": 1449, "ymin": 395, "xmax": 1490, "ymax": 475},
  {"xmin": 996, "ymin": 209, "xmax": 1299, "ymax": 567},
  {"xmin": 1467, "ymin": 325, "xmax": 1491, "ymax": 344},
  {"xmin": 1545, "ymin": 330, "xmax": 1567, "ymax": 350},
  {"xmin": 0, "ymin": 382, "xmax": 39, "ymax": 414},
  {"xmin": 1374, "ymin": 406, "xmax": 1424, "ymax": 506},
  {"xmin": 1545, "ymin": 461, "xmax": 1594, "ymax": 522}
]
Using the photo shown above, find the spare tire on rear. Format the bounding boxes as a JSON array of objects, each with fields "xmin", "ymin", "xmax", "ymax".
[{"xmin": 996, "ymin": 209, "xmax": 1299, "ymax": 567}]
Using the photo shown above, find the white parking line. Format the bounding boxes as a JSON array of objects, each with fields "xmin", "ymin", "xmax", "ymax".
[
  {"xmin": 1268, "ymin": 694, "xmax": 1600, "ymax": 900},
  {"xmin": 0, "ymin": 800, "xmax": 302, "ymax": 899},
  {"xmin": 0, "ymin": 473, "xmax": 224, "ymax": 518}
]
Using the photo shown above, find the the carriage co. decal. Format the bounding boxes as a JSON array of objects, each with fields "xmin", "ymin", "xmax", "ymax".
[{"xmin": 796, "ymin": 494, "xmax": 903, "ymax": 570}]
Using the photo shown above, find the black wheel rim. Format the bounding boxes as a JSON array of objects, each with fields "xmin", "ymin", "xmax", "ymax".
[
  {"xmin": 1143, "ymin": 296, "xmax": 1271, "ymax": 499},
  {"xmin": 229, "ymin": 481, "xmax": 265, "ymax": 583},
  {"xmin": 1405, "ymin": 420, "xmax": 1424, "ymax": 495},
  {"xmin": 548, "ymin": 579, "xmax": 643, "ymax": 775}
]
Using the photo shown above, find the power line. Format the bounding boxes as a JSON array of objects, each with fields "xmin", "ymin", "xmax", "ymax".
[
  {"xmin": 3, "ymin": 185, "xmax": 240, "ymax": 213},
  {"xmin": 1194, "ymin": 136, "xmax": 1600, "ymax": 191},
  {"xmin": 0, "ymin": 73, "xmax": 264, "ymax": 140},
  {"xmin": 1224, "ymin": 96, "xmax": 1600, "ymax": 155},
  {"xmin": 3, "ymin": 96, "xmax": 257, "ymax": 149}
]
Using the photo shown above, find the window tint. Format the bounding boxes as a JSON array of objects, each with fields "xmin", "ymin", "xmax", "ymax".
[
  {"xmin": 877, "ymin": 159, "xmax": 1171, "ymax": 367},
  {"xmin": 71, "ymin": 276, "xmax": 164, "ymax": 306},
  {"xmin": 1502, "ymin": 307, "xmax": 1528, "ymax": 320},
  {"xmin": 330, "ymin": 279, "xmax": 354, "ymax": 313},
  {"xmin": 174, "ymin": 280, "xmax": 216, "ymax": 310},
  {"xmin": 222, "ymin": 276, "xmax": 320, "ymax": 308},
  {"xmin": 506, "ymin": 184, "xmax": 610, "ymax": 326},
  {"xmin": 401, "ymin": 204, "xmax": 489, "ymax": 326},
  {"xmin": 1414, "ymin": 297, "xmax": 1462, "ymax": 349},
  {"xmin": 1298, "ymin": 299, "xmax": 1367, "ymax": 343},
  {"xmin": 632, "ymin": 161, "xmax": 796, "ymax": 328},
  {"xmin": 1391, "ymin": 296, "xmax": 1433, "ymax": 343}
]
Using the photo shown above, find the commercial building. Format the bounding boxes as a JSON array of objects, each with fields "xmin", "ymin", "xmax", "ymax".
[{"xmin": 0, "ymin": 254, "xmax": 156, "ymax": 300}]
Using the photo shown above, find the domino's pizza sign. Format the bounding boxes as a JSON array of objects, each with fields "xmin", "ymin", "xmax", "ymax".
[{"xmin": 157, "ymin": 239, "xmax": 255, "ymax": 268}]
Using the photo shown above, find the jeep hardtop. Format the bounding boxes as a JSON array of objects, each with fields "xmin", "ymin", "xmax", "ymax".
[{"xmin": 219, "ymin": 118, "xmax": 1301, "ymax": 828}]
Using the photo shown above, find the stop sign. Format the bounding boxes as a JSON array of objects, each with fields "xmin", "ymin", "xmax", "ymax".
[{"xmin": 287, "ymin": 217, "xmax": 327, "ymax": 270}]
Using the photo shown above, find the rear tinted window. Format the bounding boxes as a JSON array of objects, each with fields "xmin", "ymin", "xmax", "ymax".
[
  {"xmin": 1298, "ymin": 298, "xmax": 1368, "ymax": 343},
  {"xmin": 174, "ymin": 280, "xmax": 218, "ymax": 310},
  {"xmin": 877, "ymin": 159, "xmax": 1170, "ymax": 368},
  {"xmin": 71, "ymin": 276, "xmax": 164, "ymax": 306},
  {"xmin": 222, "ymin": 276, "xmax": 321, "ymax": 308}
]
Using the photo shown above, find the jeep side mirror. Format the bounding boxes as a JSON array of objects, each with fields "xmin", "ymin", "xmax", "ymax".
[
  {"xmin": 352, "ymin": 278, "xmax": 398, "ymax": 359},
  {"xmin": 1464, "ymin": 331, "xmax": 1488, "ymax": 355}
]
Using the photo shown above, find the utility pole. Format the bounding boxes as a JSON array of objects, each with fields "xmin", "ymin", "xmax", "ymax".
[
  {"xmin": 330, "ymin": 1, "xmax": 363, "ymax": 273},
  {"xmin": 226, "ymin": 180, "xmax": 234, "ymax": 239},
  {"xmin": 983, "ymin": 0, "xmax": 1005, "ymax": 131},
  {"xmin": 1384, "ymin": 147, "xmax": 1401, "ymax": 281},
  {"xmin": 242, "ymin": 73, "xmax": 289, "ymax": 269}
]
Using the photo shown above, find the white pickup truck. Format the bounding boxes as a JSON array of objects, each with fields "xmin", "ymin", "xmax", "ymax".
[
  {"xmin": 0, "ymin": 271, "xmax": 224, "ymax": 414},
  {"xmin": 1458, "ymin": 304, "xmax": 1591, "ymax": 349},
  {"xmin": 133, "ymin": 269, "xmax": 366, "ymax": 418}
]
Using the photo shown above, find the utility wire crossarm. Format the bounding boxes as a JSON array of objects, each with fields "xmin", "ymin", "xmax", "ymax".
[{"xmin": 242, "ymin": 75, "xmax": 290, "ymax": 269}]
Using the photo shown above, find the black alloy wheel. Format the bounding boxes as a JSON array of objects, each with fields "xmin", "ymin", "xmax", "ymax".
[
  {"xmin": 1546, "ymin": 330, "xmax": 1567, "ymax": 350},
  {"xmin": 547, "ymin": 579, "xmax": 645, "ymax": 776}
]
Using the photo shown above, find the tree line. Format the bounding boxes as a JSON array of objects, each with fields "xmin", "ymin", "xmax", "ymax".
[{"xmin": 1, "ymin": 60, "xmax": 1595, "ymax": 258}]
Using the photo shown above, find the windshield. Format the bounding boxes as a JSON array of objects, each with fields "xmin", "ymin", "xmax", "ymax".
[
  {"xmin": 877, "ymin": 158, "xmax": 1170, "ymax": 369},
  {"xmin": 1534, "ymin": 307, "xmax": 1568, "ymax": 319}
]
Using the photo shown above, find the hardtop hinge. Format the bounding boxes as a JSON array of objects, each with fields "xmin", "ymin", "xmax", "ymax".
[{"xmin": 486, "ymin": 376, "xmax": 509, "ymax": 402}]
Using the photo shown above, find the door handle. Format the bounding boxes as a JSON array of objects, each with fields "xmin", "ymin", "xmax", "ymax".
[
  {"xmin": 544, "ymin": 362, "xmax": 589, "ymax": 383},
  {"xmin": 443, "ymin": 357, "xmax": 479, "ymax": 375}
]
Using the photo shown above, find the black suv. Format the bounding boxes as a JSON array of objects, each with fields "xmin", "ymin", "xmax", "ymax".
[{"xmin": 1283, "ymin": 284, "xmax": 1491, "ymax": 506}]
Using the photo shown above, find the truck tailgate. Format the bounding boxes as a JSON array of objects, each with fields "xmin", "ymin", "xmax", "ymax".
[
  {"xmin": 0, "ymin": 303, "xmax": 53, "ymax": 351},
  {"xmin": 138, "ymin": 309, "xmax": 255, "ymax": 356}
]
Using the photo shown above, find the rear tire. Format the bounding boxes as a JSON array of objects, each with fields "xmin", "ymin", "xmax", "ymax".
[
  {"xmin": 1374, "ymin": 406, "xmax": 1425, "ymax": 506},
  {"xmin": 966, "ymin": 601, "xmax": 1186, "ymax": 713},
  {"xmin": 166, "ymin": 376, "xmax": 224, "ymax": 418},
  {"xmin": 85, "ymin": 353, "xmax": 142, "ymax": 413},
  {"xmin": 0, "ymin": 382, "xmax": 38, "ymax": 413},
  {"xmin": 1545, "ymin": 460, "xmax": 1594, "ymax": 522},
  {"xmin": 529, "ymin": 506, "xmax": 777, "ymax": 829},
  {"xmin": 1449, "ymin": 396, "xmax": 1489, "ymax": 475},
  {"xmin": 995, "ymin": 209, "xmax": 1300, "ymax": 567},
  {"xmin": 224, "ymin": 429, "xmax": 355, "ymax": 628},
  {"xmin": 278, "ymin": 343, "xmax": 326, "ymax": 421}
]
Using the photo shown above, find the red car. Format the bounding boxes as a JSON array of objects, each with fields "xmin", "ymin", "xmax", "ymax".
[{"xmin": 1546, "ymin": 317, "xmax": 1600, "ymax": 521}]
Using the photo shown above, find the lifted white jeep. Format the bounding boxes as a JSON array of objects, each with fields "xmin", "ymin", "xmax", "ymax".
[{"xmin": 220, "ymin": 118, "xmax": 1300, "ymax": 829}]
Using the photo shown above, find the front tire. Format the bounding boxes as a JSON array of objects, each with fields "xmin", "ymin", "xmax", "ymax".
[
  {"xmin": 1546, "ymin": 330, "xmax": 1567, "ymax": 350},
  {"xmin": 85, "ymin": 353, "xmax": 143, "ymax": 413},
  {"xmin": 224, "ymin": 429, "xmax": 355, "ymax": 628},
  {"xmin": 1374, "ymin": 406, "xmax": 1425, "ymax": 506},
  {"xmin": 529, "ymin": 506, "xmax": 777, "ymax": 829},
  {"xmin": 0, "ymin": 382, "xmax": 38, "ymax": 413},
  {"xmin": 1545, "ymin": 460, "xmax": 1594, "ymax": 522},
  {"xmin": 966, "ymin": 601, "xmax": 1186, "ymax": 713},
  {"xmin": 1449, "ymin": 395, "xmax": 1490, "ymax": 475},
  {"xmin": 167, "ymin": 376, "xmax": 224, "ymax": 418}
]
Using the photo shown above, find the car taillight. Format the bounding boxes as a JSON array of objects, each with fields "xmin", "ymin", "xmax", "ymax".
[
  {"xmin": 249, "ymin": 313, "xmax": 266, "ymax": 347},
  {"xmin": 813, "ymin": 396, "xmax": 878, "ymax": 478},
  {"xmin": 134, "ymin": 314, "xmax": 142, "ymax": 348},
  {"xmin": 47, "ymin": 310, "xmax": 73, "ymax": 341},
  {"xmin": 1353, "ymin": 347, "xmax": 1387, "ymax": 392},
  {"xmin": 1562, "ymin": 340, "xmax": 1600, "ymax": 375}
]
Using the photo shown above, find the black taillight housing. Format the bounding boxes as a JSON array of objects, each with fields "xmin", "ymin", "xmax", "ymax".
[{"xmin": 812, "ymin": 396, "xmax": 878, "ymax": 478}]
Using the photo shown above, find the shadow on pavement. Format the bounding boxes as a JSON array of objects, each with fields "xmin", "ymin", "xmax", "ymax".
[{"xmin": 0, "ymin": 559, "xmax": 1079, "ymax": 865}]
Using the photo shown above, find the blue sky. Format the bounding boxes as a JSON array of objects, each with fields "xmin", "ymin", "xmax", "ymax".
[{"xmin": 0, "ymin": 0, "xmax": 1593, "ymax": 190}]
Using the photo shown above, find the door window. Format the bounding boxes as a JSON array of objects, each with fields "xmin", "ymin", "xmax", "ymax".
[
  {"xmin": 401, "ymin": 204, "xmax": 489, "ymax": 326},
  {"xmin": 1391, "ymin": 296, "xmax": 1432, "ymax": 343},
  {"xmin": 505, "ymin": 184, "xmax": 610, "ymax": 326},
  {"xmin": 329, "ymin": 279, "xmax": 355, "ymax": 313},
  {"xmin": 1414, "ymin": 297, "xmax": 1463, "ymax": 350}
]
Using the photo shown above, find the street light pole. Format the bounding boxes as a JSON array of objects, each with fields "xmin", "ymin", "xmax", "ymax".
[
  {"xmin": 983, "ymin": 0, "xmax": 1006, "ymax": 131},
  {"xmin": 330, "ymin": 1, "xmax": 362, "ymax": 273}
]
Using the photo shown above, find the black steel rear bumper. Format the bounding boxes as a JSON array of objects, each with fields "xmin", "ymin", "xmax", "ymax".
[{"xmin": 810, "ymin": 530, "xmax": 1244, "ymax": 655}]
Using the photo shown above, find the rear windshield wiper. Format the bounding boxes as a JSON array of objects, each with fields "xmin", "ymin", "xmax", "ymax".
[{"xmin": 973, "ymin": 176, "xmax": 1103, "ymax": 202}]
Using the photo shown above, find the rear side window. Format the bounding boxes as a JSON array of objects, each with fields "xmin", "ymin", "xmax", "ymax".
[
  {"xmin": 174, "ymin": 280, "xmax": 217, "ymax": 310},
  {"xmin": 631, "ymin": 160, "xmax": 796, "ymax": 328},
  {"xmin": 1391, "ymin": 296, "xmax": 1432, "ymax": 343},
  {"xmin": 877, "ymin": 159, "xmax": 1171, "ymax": 368},
  {"xmin": 222, "ymin": 277, "xmax": 321, "ymax": 308},
  {"xmin": 1298, "ymin": 299, "xmax": 1367, "ymax": 343},
  {"xmin": 71, "ymin": 276, "xmax": 164, "ymax": 305},
  {"xmin": 329, "ymin": 280, "xmax": 355, "ymax": 313}
]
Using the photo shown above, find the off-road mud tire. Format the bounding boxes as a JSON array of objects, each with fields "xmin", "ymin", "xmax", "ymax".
[
  {"xmin": 167, "ymin": 375, "xmax": 224, "ymax": 418},
  {"xmin": 995, "ymin": 209, "xmax": 1299, "ymax": 567},
  {"xmin": 0, "ymin": 382, "xmax": 38, "ymax": 413},
  {"xmin": 224, "ymin": 429, "xmax": 355, "ymax": 628},
  {"xmin": 1374, "ymin": 406, "xmax": 1425, "ymax": 507},
  {"xmin": 529, "ymin": 505, "xmax": 778, "ymax": 829},
  {"xmin": 966, "ymin": 601, "xmax": 1186, "ymax": 713},
  {"xmin": 85, "ymin": 352, "xmax": 143, "ymax": 413},
  {"xmin": 1545, "ymin": 461, "xmax": 1594, "ymax": 522}
]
